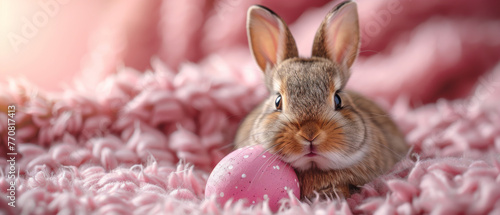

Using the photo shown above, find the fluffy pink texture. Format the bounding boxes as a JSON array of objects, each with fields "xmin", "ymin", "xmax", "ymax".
[{"xmin": 1, "ymin": 0, "xmax": 500, "ymax": 214}]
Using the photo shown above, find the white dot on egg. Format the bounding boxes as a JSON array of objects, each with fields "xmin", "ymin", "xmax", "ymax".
[
  {"xmin": 242, "ymin": 174, "xmax": 247, "ymax": 178},
  {"xmin": 235, "ymin": 186, "xmax": 238, "ymax": 189},
  {"xmin": 252, "ymin": 201, "xmax": 255, "ymax": 204},
  {"xmin": 220, "ymin": 192, "xmax": 224, "ymax": 197},
  {"xmin": 228, "ymin": 165, "xmax": 233, "ymax": 170},
  {"xmin": 284, "ymin": 186, "xmax": 288, "ymax": 190},
  {"xmin": 263, "ymin": 194, "xmax": 269, "ymax": 199},
  {"xmin": 243, "ymin": 155, "xmax": 249, "ymax": 159},
  {"xmin": 276, "ymin": 166, "xmax": 280, "ymax": 170},
  {"xmin": 262, "ymin": 155, "xmax": 266, "ymax": 158}
]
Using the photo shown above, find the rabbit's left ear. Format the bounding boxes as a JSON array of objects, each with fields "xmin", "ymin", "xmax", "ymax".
[
  {"xmin": 247, "ymin": 5, "xmax": 298, "ymax": 73},
  {"xmin": 312, "ymin": 1, "xmax": 360, "ymax": 69}
]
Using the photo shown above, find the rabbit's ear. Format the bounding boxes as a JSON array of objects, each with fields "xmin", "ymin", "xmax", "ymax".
[
  {"xmin": 247, "ymin": 5, "xmax": 298, "ymax": 73},
  {"xmin": 312, "ymin": 1, "xmax": 360, "ymax": 69}
]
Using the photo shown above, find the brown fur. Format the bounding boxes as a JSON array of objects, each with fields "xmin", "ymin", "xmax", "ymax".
[{"xmin": 235, "ymin": 1, "xmax": 409, "ymax": 200}]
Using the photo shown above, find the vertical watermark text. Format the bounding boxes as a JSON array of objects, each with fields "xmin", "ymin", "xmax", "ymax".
[{"xmin": 6, "ymin": 105, "xmax": 17, "ymax": 207}]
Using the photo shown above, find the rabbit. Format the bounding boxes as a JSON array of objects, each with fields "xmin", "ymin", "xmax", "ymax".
[{"xmin": 234, "ymin": 1, "xmax": 409, "ymax": 200}]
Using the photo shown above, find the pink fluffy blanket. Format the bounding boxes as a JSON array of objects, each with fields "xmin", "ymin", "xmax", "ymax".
[{"xmin": 2, "ymin": 0, "xmax": 500, "ymax": 214}]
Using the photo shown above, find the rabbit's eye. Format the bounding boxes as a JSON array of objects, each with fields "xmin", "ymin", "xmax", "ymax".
[
  {"xmin": 334, "ymin": 93, "xmax": 342, "ymax": 110},
  {"xmin": 275, "ymin": 94, "xmax": 282, "ymax": 110}
]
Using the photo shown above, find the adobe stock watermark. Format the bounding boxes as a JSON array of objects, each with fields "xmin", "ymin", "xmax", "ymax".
[
  {"xmin": 457, "ymin": 74, "xmax": 499, "ymax": 116},
  {"xmin": 360, "ymin": 0, "xmax": 408, "ymax": 48},
  {"xmin": 7, "ymin": 0, "xmax": 71, "ymax": 53}
]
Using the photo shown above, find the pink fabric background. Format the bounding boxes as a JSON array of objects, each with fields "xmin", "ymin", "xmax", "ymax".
[{"xmin": 1, "ymin": 0, "xmax": 500, "ymax": 214}]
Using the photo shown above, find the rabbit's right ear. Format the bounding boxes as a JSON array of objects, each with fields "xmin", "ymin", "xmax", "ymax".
[
  {"xmin": 247, "ymin": 5, "xmax": 298, "ymax": 73},
  {"xmin": 312, "ymin": 1, "xmax": 360, "ymax": 70}
]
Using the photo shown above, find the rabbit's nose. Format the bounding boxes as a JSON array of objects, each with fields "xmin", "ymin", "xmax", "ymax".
[
  {"xmin": 298, "ymin": 132, "xmax": 319, "ymax": 142},
  {"xmin": 297, "ymin": 121, "xmax": 321, "ymax": 142}
]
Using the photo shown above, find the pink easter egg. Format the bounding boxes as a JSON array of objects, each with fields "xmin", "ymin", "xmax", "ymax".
[{"xmin": 205, "ymin": 145, "xmax": 300, "ymax": 212}]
